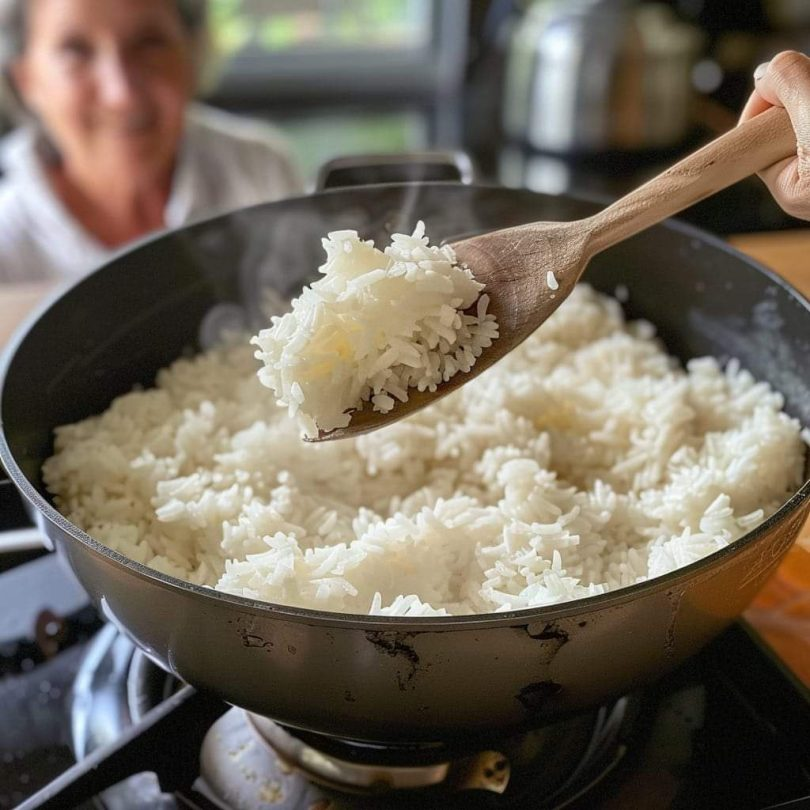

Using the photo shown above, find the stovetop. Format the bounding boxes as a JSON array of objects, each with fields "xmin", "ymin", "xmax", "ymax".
[{"xmin": 2, "ymin": 479, "xmax": 809, "ymax": 810}]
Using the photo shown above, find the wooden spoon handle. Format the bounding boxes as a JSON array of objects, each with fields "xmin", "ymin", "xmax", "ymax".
[{"xmin": 585, "ymin": 106, "xmax": 796, "ymax": 256}]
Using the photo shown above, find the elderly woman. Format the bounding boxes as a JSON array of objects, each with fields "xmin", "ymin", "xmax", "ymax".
[{"xmin": 0, "ymin": 0, "xmax": 302, "ymax": 284}]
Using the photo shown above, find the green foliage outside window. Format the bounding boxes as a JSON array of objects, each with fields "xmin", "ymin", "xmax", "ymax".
[{"xmin": 208, "ymin": 0, "xmax": 430, "ymax": 62}]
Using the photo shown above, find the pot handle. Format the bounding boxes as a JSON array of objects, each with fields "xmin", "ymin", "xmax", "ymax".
[
  {"xmin": 0, "ymin": 474, "xmax": 49, "ymax": 553},
  {"xmin": 315, "ymin": 151, "xmax": 475, "ymax": 191}
]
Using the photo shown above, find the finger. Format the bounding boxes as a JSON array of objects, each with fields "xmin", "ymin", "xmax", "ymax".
[
  {"xmin": 754, "ymin": 51, "xmax": 810, "ymax": 165},
  {"xmin": 738, "ymin": 88, "xmax": 772, "ymax": 124},
  {"xmin": 758, "ymin": 154, "xmax": 810, "ymax": 219},
  {"xmin": 759, "ymin": 154, "xmax": 796, "ymax": 193}
]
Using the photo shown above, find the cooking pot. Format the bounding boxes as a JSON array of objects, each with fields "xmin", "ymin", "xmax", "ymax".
[{"xmin": 0, "ymin": 179, "xmax": 808, "ymax": 747}]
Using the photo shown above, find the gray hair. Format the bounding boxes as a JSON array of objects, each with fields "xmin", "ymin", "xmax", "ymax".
[{"xmin": 0, "ymin": 0, "xmax": 210, "ymax": 122}]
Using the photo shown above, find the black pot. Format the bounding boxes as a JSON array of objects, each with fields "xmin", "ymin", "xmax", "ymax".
[{"xmin": 1, "ymin": 183, "xmax": 808, "ymax": 744}]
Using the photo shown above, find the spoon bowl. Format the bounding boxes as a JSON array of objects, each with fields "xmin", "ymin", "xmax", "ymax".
[{"xmin": 311, "ymin": 106, "xmax": 796, "ymax": 442}]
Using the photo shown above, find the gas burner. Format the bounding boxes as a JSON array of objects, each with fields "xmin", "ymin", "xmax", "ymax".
[
  {"xmin": 72, "ymin": 626, "xmax": 640, "ymax": 809},
  {"xmin": 230, "ymin": 698, "xmax": 633, "ymax": 806},
  {"xmin": 243, "ymin": 714, "xmax": 512, "ymax": 792}
]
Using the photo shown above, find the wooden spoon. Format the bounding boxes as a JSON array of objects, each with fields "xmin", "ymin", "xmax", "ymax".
[{"xmin": 310, "ymin": 106, "xmax": 796, "ymax": 442}]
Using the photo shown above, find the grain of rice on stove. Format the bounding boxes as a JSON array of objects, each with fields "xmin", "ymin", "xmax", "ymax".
[{"xmin": 42, "ymin": 244, "xmax": 807, "ymax": 616}]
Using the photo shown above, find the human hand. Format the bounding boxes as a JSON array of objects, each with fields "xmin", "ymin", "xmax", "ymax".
[{"xmin": 740, "ymin": 50, "xmax": 810, "ymax": 221}]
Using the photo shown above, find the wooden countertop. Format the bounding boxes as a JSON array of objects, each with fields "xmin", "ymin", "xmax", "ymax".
[
  {"xmin": 1, "ymin": 230, "xmax": 808, "ymax": 681},
  {"xmin": 729, "ymin": 229, "xmax": 810, "ymax": 296},
  {"xmin": 0, "ymin": 281, "xmax": 54, "ymax": 348}
]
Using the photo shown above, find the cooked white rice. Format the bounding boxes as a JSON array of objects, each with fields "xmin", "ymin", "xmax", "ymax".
[
  {"xmin": 42, "ymin": 285, "xmax": 806, "ymax": 617},
  {"xmin": 251, "ymin": 222, "xmax": 499, "ymax": 437}
]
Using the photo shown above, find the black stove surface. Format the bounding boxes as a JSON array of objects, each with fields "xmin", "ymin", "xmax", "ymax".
[{"xmin": 1, "ymin": 481, "xmax": 809, "ymax": 810}]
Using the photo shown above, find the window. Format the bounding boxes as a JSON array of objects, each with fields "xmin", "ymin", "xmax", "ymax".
[{"xmin": 206, "ymin": 0, "xmax": 469, "ymax": 183}]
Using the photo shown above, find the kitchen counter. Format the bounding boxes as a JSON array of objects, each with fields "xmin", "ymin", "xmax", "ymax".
[
  {"xmin": 729, "ymin": 229, "xmax": 810, "ymax": 298},
  {"xmin": 1, "ymin": 231, "xmax": 808, "ymax": 682},
  {"xmin": 0, "ymin": 281, "xmax": 53, "ymax": 348}
]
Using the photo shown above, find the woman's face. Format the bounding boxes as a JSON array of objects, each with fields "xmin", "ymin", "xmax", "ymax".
[{"xmin": 12, "ymin": 0, "xmax": 195, "ymax": 184}]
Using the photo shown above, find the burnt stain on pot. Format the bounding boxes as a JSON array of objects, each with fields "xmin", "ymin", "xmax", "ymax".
[
  {"xmin": 516, "ymin": 680, "xmax": 563, "ymax": 714},
  {"xmin": 344, "ymin": 690, "xmax": 357, "ymax": 703},
  {"xmin": 526, "ymin": 622, "xmax": 569, "ymax": 642},
  {"xmin": 239, "ymin": 631, "xmax": 274, "ymax": 652},
  {"xmin": 523, "ymin": 622, "xmax": 569, "ymax": 664},
  {"xmin": 365, "ymin": 631, "xmax": 425, "ymax": 691},
  {"xmin": 233, "ymin": 616, "xmax": 274, "ymax": 652}
]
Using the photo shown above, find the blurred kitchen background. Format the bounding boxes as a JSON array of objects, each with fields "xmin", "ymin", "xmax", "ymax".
[{"xmin": 6, "ymin": 0, "xmax": 809, "ymax": 235}]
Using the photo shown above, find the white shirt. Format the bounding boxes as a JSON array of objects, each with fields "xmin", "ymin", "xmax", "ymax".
[{"xmin": 0, "ymin": 104, "xmax": 303, "ymax": 284}]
